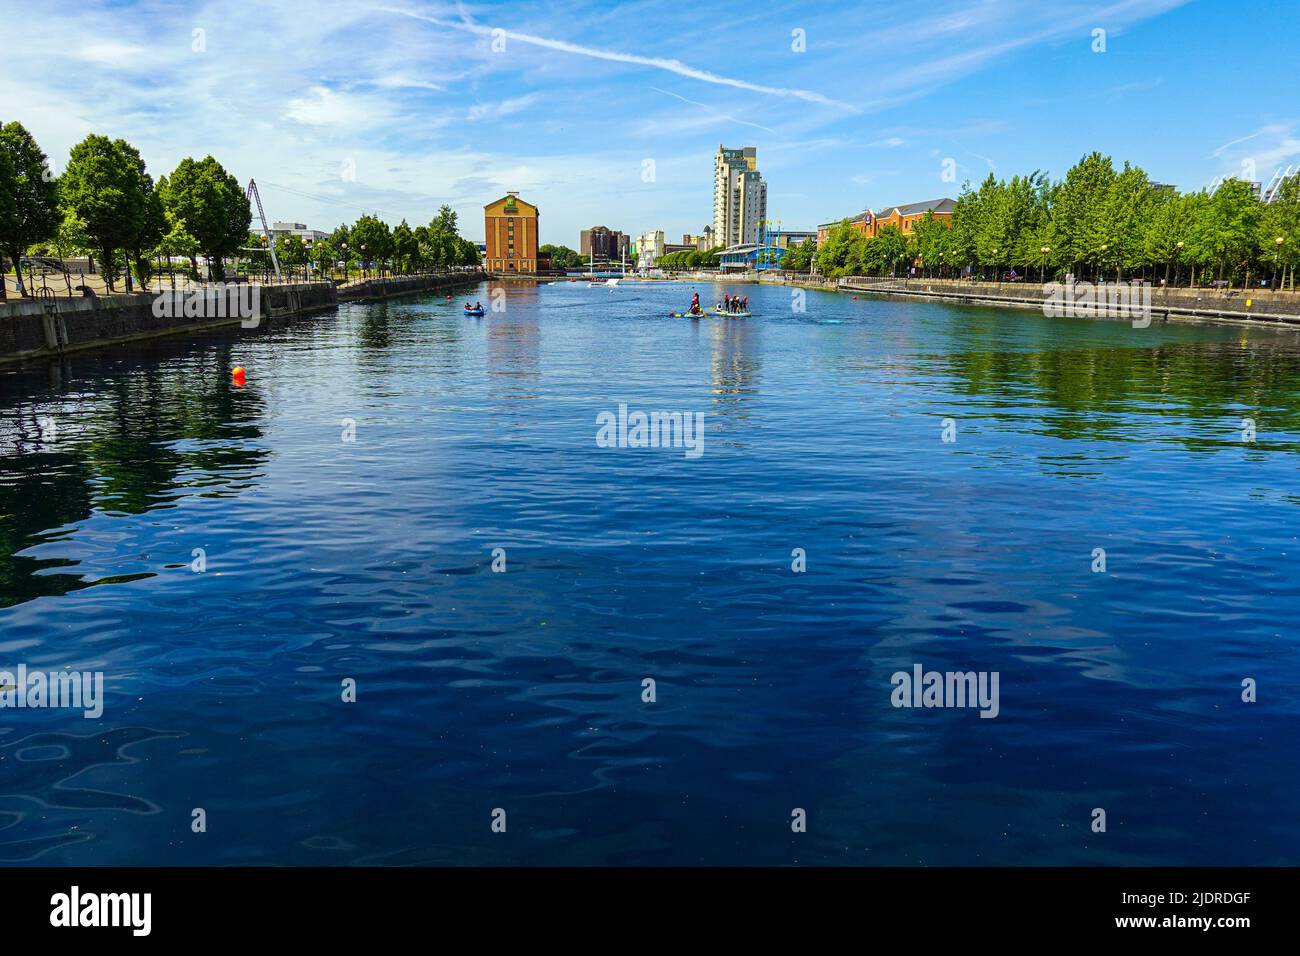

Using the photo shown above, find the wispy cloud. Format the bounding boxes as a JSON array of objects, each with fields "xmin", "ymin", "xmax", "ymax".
[
  {"xmin": 374, "ymin": 4, "xmax": 857, "ymax": 110},
  {"xmin": 1211, "ymin": 122, "xmax": 1300, "ymax": 170},
  {"xmin": 647, "ymin": 87, "xmax": 777, "ymax": 135},
  {"xmin": 849, "ymin": 170, "xmax": 901, "ymax": 186},
  {"xmin": 467, "ymin": 94, "xmax": 541, "ymax": 122}
]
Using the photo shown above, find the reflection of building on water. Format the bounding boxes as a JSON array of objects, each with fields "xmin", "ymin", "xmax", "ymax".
[
  {"xmin": 708, "ymin": 316, "xmax": 760, "ymax": 413},
  {"xmin": 486, "ymin": 299, "xmax": 541, "ymax": 401}
]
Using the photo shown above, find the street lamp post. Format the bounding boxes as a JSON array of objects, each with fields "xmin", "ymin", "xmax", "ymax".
[
  {"xmin": 992, "ymin": 247, "xmax": 998, "ymax": 284},
  {"xmin": 1275, "ymin": 236, "xmax": 1285, "ymax": 290},
  {"xmin": 1099, "ymin": 244, "xmax": 1108, "ymax": 284},
  {"xmin": 1040, "ymin": 246, "xmax": 1050, "ymax": 284},
  {"xmin": 341, "ymin": 243, "xmax": 348, "ymax": 283},
  {"xmin": 1175, "ymin": 241, "xmax": 1184, "ymax": 287}
]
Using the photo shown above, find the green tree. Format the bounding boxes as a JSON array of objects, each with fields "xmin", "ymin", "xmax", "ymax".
[
  {"xmin": 1188, "ymin": 178, "xmax": 1260, "ymax": 285},
  {"xmin": 160, "ymin": 156, "xmax": 250, "ymax": 280},
  {"xmin": 872, "ymin": 226, "xmax": 909, "ymax": 275},
  {"xmin": 276, "ymin": 233, "xmax": 307, "ymax": 273},
  {"xmin": 910, "ymin": 212, "xmax": 950, "ymax": 276},
  {"xmin": 349, "ymin": 214, "xmax": 393, "ymax": 276},
  {"xmin": 781, "ymin": 238, "xmax": 814, "ymax": 272},
  {"xmin": 540, "ymin": 243, "xmax": 582, "ymax": 270},
  {"xmin": 456, "ymin": 237, "xmax": 480, "ymax": 267},
  {"xmin": 117, "ymin": 140, "xmax": 164, "ymax": 291},
  {"xmin": 0, "ymin": 121, "xmax": 61, "ymax": 295},
  {"xmin": 814, "ymin": 220, "xmax": 862, "ymax": 277},
  {"xmin": 1050, "ymin": 152, "xmax": 1117, "ymax": 275},
  {"xmin": 59, "ymin": 135, "xmax": 149, "ymax": 292},
  {"xmin": 433, "ymin": 204, "xmax": 457, "ymax": 235},
  {"xmin": 391, "ymin": 220, "xmax": 419, "ymax": 273},
  {"xmin": 1259, "ymin": 176, "xmax": 1300, "ymax": 290}
]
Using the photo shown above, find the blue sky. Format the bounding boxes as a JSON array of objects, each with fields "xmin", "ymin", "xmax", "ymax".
[{"xmin": 2, "ymin": 0, "xmax": 1297, "ymax": 246}]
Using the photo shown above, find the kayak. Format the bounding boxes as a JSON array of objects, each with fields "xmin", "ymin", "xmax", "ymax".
[{"xmin": 464, "ymin": 308, "xmax": 485, "ymax": 316}]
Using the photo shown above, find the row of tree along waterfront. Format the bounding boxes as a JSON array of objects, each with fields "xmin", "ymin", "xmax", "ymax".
[
  {"xmin": 0, "ymin": 121, "xmax": 480, "ymax": 297},
  {"xmin": 782, "ymin": 153, "xmax": 1299, "ymax": 290}
]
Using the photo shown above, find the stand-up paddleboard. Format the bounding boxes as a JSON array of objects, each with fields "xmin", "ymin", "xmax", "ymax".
[
  {"xmin": 707, "ymin": 309, "xmax": 751, "ymax": 318},
  {"xmin": 667, "ymin": 311, "xmax": 705, "ymax": 318}
]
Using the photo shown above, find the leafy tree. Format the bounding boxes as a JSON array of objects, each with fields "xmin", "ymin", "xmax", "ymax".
[
  {"xmin": 276, "ymin": 233, "xmax": 307, "ymax": 267},
  {"xmin": 391, "ymin": 220, "xmax": 418, "ymax": 273},
  {"xmin": 1053, "ymin": 151, "xmax": 1117, "ymax": 274},
  {"xmin": 456, "ymin": 237, "xmax": 480, "ymax": 267},
  {"xmin": 540, "ymin": 243, "xmax": 582, "ymax": 270},
  {"xmin": 1189, "ymin": 178, "xmax": 1259, "ymax": 285},
  {"xmin": 160, "ymin": 156, "xmax": 250, "ymax": 280},
  {"xmin": 1259, "ymin": 176, "xmax": 1300, "ymax": 289},
  {"xmin": 872, "ymin": 225, "xmax": 909, "ymax": 275},
  {"xmin": 0, "ymin": 121, "xmax": 60, "ymax": 295},
  {"xmin": 349, "ymin": 214, "xmax": 392, "ymax": 276},
  {"xmin": 433, "ymin": 204, "xmax": 457, "ymax": 235},
  {"xmin": 782, "ymin": 238, "xmax": 815, "ymax": 272},
  {"xmin": 59, "ymin": 135, "xmax": 149, "ymax": 292},
  {"xmin": 116, "ymin": 140, "xmax": 164, "ymax": 291},
  {"xmin": 814, "ymin": 220, "xmax": 860, "ymax": 276}
]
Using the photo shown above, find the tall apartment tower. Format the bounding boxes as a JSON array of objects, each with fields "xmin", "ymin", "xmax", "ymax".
[{"xmin": 713, "ymin": 145, "xmax": 767, "ymax": 248}]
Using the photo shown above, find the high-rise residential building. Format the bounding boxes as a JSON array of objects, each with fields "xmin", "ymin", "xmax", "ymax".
[
  {"xmin": 484, "ymin": 192, "xmax": 539, "ymax": 272},
  {"xmin": 713, "ymin": 146, "xmax": 768, "ymax": 248}
]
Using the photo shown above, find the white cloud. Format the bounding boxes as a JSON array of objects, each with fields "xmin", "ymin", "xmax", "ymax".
[
  {"xmin": 467, "ymin": 94, "xmax": 541, "ymax": 122},
  {"xmin": 284, "ymin": 86, "xmax": 393, "ymax": 127},
  {"xmin": 75, "ymin": 41, "xmax": 149, "ymax": 67}
]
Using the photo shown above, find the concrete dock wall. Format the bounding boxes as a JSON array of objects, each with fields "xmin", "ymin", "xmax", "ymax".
[{"xmin": 0, "ymin": 271, "xmax": 486, "ymax": 365}]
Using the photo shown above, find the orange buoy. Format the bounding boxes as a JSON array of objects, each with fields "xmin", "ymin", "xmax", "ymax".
[{"xmin": 232, "ymin": 367, "xmax": 246, "ymax": 386}]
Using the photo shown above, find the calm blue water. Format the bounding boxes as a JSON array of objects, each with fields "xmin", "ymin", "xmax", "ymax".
[{"xmin": 2, "ymin": 280, "xmax": 1299, "ymax": 865}]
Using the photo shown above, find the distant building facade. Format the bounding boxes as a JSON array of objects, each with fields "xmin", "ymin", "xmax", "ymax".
[
  {"xmin": 484, "ymin": 192, "xmax": 539, "ymax": 272},
  {"xmin": 713, "ymin": 146, "xmax": 768, "ymax": 248},
  {"xmin": 816, "ymin": 198, "xmax": 955, "ymax": 245},
  {"xmin": 634, "ymin": 230, "xmax": 665, "ymax": 266},
  {"xmin": 579, "ymin": 226, "xmax": 630, "ymax": 261},
  {"xmin": 772, "ymin": 229, "xmax": 817, "ymax": 249},
  {"xmin": 269, "ymin": 221, "xmax": 328, "ymax": 245}
]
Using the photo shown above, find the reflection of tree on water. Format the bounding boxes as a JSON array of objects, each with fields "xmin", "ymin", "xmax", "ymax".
[
  {"xmin": 938, "ymin": 334, "xmax": 1300, "ymax": 449},
  {"xmin": 356, "ymin": 302, "xmax": 393, "ymax": 352},
  {"xmin": 0, "ymin": 341, "xmax": 269, "ymax": 608},
  {"xmin": 708, "ymin": 318, "xmax": 760, "ymax": 416}
]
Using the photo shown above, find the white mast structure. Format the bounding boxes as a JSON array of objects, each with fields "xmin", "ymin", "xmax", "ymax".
[{"xmin": 246, "ymin": 179, "xmax": 282, "ymax": 281}]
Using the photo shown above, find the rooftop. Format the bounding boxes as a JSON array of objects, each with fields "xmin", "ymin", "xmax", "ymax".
[{"xmin": 874, "ymin": 198, "xmax": 956, "ymax": 217}]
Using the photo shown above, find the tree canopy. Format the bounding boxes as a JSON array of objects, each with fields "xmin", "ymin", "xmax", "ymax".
[{"xmin": 0, "ymin": 121, "xmax": 60, "ymax": 294}]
